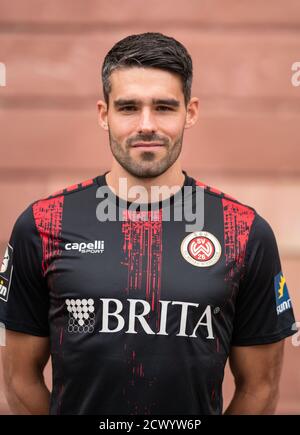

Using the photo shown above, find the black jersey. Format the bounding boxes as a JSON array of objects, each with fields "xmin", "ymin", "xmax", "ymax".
[{"xmin": 0, "ymin": 171, "xmax": 296, "ymax": 415}]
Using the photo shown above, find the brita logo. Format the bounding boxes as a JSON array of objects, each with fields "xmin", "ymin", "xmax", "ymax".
[
  {"xmin": 65, "ymin": 297, "xmax": 215, "ymax": 339},
  {"xmin": 64, "ymin": 240, "xmax": 104, "ymax": 254}
]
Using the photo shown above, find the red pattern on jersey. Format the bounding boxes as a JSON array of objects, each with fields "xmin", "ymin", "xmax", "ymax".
[
  {"xmin": 195, "ymin": 180, "xmax": 207, "ymax": 188},
  {"xmin": 222, "ymin": 198, "xmax": 255, "ymax": 275},
  {"xmin": 121, "ymin": 209, "xmax": 163, "ymax": 414},
  {"xmin": 49, "ymin": 179, "xmax": 94, "ymax": 198},
  {"xmin": 121, "ymin": 209, "xmax": 163, "ymax": 315},
  {"xmin": 32, "ymin": 196, "xmax": 64, "ymax": 275},
  {"xmin": 81, "ymin": 178, "xmax": 94, "ymax": 187},
  {"xmin": 66, "ymin": 183, "xmax": 79, "ymax": 192}
]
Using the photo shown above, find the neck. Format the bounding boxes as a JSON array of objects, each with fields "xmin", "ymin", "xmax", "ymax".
[{"xmin": 105, "ymin": 160, "xmax": 185, "ymax": 203}]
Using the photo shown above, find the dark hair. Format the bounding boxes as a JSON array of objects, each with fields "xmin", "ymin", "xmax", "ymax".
[{"xmin": 101, "ymin": 32, "xmax": 193, "ymax": 107}]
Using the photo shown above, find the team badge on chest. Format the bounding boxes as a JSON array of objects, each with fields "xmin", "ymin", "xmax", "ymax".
[{"xmin": 180, "ymin": 231, "xmax": 222, "ymax": 267}]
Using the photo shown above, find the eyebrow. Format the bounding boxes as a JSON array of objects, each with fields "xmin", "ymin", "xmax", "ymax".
[{"xmin": 113, "ymin": 98, "xmax": 180, "ymax": 108}]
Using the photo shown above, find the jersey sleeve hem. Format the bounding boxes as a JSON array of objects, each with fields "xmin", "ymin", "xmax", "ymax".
[
  {"xmin": 0, "ymin": 318, "xmax": 49, "ymax": 337},
  {"xmin": 231, "ymin": 325, "xmax": 297, "ymax": 346}
]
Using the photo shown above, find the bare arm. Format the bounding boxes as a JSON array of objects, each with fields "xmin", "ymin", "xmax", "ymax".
[
  {"xmin": 224, "ymin": 340, "xmax": 285, "ymax": 415},
  {"xmin": 1, "ymin": 330, "xmax": 50, "ymax": 415}
]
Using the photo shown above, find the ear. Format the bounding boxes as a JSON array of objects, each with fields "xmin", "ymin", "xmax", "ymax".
[
  {"xmin": 97, "ymin": 99, "xmax": 109, "ymax": 131},
  {"xmin": 185, "ymin": 97, "xmax": 199, "ymax": 129}
]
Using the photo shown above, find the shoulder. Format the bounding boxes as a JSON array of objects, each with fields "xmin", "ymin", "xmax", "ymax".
[
  {"xmin": 32, "ymin": 176, "xmax": 97, "ymax": 214},
  {"xmin": 12, "ymin": 177, "xmax": 97, "ymax": 235},
  {"xmin": 195, "ymin": 178, "xmax": 257, "ymax": 216},
  {"xmin": 37, "ymin": 177, "xmax": 97, "ymax": 201},
  {"xmin": 195, "ymin": 178, "xmax": 277, "ymax": 243}
]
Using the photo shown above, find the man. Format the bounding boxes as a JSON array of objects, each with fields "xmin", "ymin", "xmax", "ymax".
[{"xmin": 0, "ymin": 32, "xmax": 297, "ymax": 415}]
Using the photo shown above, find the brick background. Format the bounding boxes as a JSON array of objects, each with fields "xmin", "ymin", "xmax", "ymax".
[{"xmin": 0, "ymin": 0, "xmax": 299, "ymax": 414}]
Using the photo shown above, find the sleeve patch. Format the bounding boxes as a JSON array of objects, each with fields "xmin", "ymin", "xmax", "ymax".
[
  {"xmin": 0, "ymin": 243, "xmax": 13, "ymax": 303},
  {"xmin": 274, "ymin": 271, "xmax": 292, "ymax": 315}
]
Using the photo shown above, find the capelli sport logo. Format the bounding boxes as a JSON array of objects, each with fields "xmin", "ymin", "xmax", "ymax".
[
  {"xmin": 64, "ymin": 240, "xmax": 104, "ymax": 254},
  {"xmin": 274, "ymin": 271, "xmax": 292, "ymax": 315}
]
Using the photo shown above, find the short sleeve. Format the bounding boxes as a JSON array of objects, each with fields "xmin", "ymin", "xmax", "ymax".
[
  {"xmin": 0, "ymin": 204, "xmax": 49, "ymax": 336},
  {"xmin": 231, "ymin": 213, "xmax": 296, "ymax": 346}
]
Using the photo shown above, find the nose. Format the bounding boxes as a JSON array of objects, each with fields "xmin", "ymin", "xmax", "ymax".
[{"xmin": 137, "ymin": 107, "xmax": 157, "ymax": 133}]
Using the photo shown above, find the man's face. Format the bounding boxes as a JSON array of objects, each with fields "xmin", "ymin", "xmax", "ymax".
[{"xmin": 103, "ymin": 67, "xmax": 190, "ymax": 178}]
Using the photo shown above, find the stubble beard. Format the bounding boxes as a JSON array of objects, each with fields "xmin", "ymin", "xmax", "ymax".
[{"xmin": 108, "ymin": 129, "xmax": 184, "ymax": 179}]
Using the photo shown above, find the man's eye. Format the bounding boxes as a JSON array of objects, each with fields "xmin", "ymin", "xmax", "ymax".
[
  {"xmin": 156, "ymin": 106, "xmax": 173, "ymax": 111},
  {"xmin": 119, "ymin": 106, "xmax": 136, "ymax": 112}
]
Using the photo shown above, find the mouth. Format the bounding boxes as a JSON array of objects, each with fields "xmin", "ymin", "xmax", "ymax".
[{"xmin": 131, "ymin": 142, "xmax": 164, "ymax": 148}]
